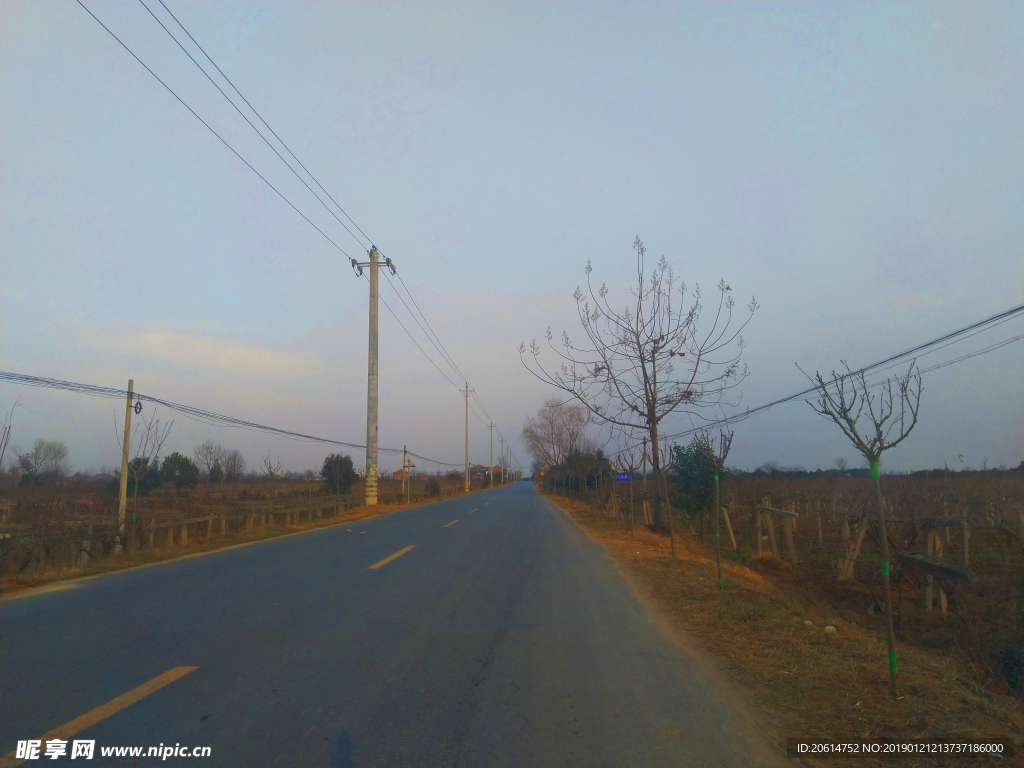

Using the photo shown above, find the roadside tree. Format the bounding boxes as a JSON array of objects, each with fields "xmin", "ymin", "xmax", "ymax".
[
  {"xmin": 321, "ymin": 453, "xmax": 355, "ymax": 495},
  {"xmin": 16, "ymin": 439, "xmax": 69, "ymax": 485},
  {"xmin": 521, "ymin": 237, "xmax": 756, "ymax": 530},
  {"xmin": 194, "ymin": 440, "xmax": 226, "ymax": 482},
  {"xmin": 802, "ymin": 360, "xmax": 923, "ymax": 699},
  {"xmin": 521, "ymin": 396, "xmax": 589, "ymax": 471},
  {"xmin": 161, "ymin": 452, "xmax": 199, "ymax": 490},
  {"xmin": 222, "ymin": 449, "xmax": 246, "ymax": 482}
]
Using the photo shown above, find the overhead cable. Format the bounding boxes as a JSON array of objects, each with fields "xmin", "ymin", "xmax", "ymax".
[{"xmin": 0, "ymin": 371, "xmax": 462, "ymax": 467}]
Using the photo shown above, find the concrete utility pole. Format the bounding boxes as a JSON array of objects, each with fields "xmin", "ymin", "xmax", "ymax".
[
  {"xmin": 488, "ymin": 422, "xmax": 494, "ymax": 488},
  {"xmin": 462, "ymin": 383, "xmax": 473, "ymax": 493},
  {"xmin": 350, "ymin": 247, "xmax": 396, "ymax": 506},
  {"xmin": 365, "ymin": 247, "xmax": 379, "ymax": 505},
  {"xmin": 499, "ymin": 437, "xmax": 505, "ymax": 485},
  {"xmin": 116, "ymin": 378, "xmax": 134, "ymax": 553}
]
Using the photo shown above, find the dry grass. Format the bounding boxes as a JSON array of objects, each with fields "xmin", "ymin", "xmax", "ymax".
[{"xmin": 546, "ymin": 491, "xmax": 1023, "ymax": 767}]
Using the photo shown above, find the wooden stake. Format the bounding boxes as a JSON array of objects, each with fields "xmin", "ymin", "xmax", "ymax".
[{"xmin": 722, "ymin": 507, "xmax": 737, "ymax": 551}]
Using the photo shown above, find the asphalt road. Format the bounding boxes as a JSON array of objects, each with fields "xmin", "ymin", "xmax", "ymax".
[{"xmin": 1, "ymin": 483, "xmax": 783, "ymax": 767}]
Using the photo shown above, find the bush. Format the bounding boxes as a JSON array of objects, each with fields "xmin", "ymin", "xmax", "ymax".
[
  {"xmin": 668, "ymin": 434, "xmax": 716, "ymax": 519},
  {"xmin": 321, "ymin": 453, "xmax": 356, "ymax": 495},
  {"xmin": 161, "ymin": 452, "xmax": 199, "ymax": 490},
  {"xmin": 128, "ymin": 456, "xmax": 162, "ymax": 495},
  {"xmin": 425, "ymin": 476, "xmax": 441, "ymax": 497}
]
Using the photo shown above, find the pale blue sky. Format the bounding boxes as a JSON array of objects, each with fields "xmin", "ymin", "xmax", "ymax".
[{"xmin": 2, "ymin": 1, "xmax": 1021, "ymax": 474}]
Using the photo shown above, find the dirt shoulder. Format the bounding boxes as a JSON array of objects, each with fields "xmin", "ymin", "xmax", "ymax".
[
  {"xmin": 1, "ymin": 489, "xmax": 493, "ymax": 598},
  {"xmin": 544, "ymin": 491, "xmax": 1023, "ymax": 768}
]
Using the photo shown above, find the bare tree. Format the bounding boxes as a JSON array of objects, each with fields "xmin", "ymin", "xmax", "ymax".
[
  {"xmin": 835, "ymin": 456, "xmax": 848, "ymax": 473},
  {"xmin": 222, "ymin": 449, "xmax": 246, "ymax": 482},
  {"xmin": 521, "ymin": 395, "xmax": 589, "ymax": 471},
  {"xmin": 193, "ymin": 440, "xmax": 226, "ymax": 482},
  {"xmin": 16, "ymin": 439, "xmax": 70, "ymax": 485},
  {"xmin": 521, "ymin": 237, "xmax": 756, "ymax": 530},
  {"xmin": 118, "ymin": 410, "xmax": 173, "ymax": 505},
  {"xmin": 802, "ymin": 360, "xmax": 923, "ymax": 699},
  {"xmin": 262, "ymin": 452, "xmax": 283, "ymax": 481},
  {"xmin": 0, "ymin": 400, "xmax": 19, "ymax": 475}
]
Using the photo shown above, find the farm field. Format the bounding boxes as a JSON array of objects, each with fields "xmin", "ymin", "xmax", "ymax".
[
  {"xmin": 541, "ymin": 470, "xmax": 1024, "ymax": 765},
  {"xmin": 0, "ymin": 474, "xmax": 493, "ymax": 593}
]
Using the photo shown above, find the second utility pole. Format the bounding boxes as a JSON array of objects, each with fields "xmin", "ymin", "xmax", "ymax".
[
  {"xmin": 462, "ymin": 383, "xmax": 473, "ymax": 493},
  {"xmin": 488, "ymin": 422, "xmax": 494, "ymax": 488},
  {"xmin": 365, "ymin": 247, "xmax": 379, "ymax": 505}
]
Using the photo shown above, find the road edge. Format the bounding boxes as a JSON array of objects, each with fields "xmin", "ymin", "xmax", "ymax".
[{"xmin": 539, "ymin": 489, "xmax": 804, "ymax": 768}]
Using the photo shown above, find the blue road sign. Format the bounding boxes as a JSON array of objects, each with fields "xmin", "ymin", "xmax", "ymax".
[{"xmin": 616, "ymin": 472, "xmax": 630, "ymax": 482}]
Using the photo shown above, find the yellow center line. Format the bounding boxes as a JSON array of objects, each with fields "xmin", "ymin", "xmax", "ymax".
[
  {"xmin": 0, "ymin": 666, "xmax": 198, "ymax": 768},
  {"xmin": 367, "ymin": 544, "xmax": 416, "ymax": 570},
  {"xmin": 443, "ymin": 519, "xmax": 459, "ymax": 528}
]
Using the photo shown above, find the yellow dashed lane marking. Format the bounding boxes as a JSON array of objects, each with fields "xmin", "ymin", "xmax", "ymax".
[
  {"xmin": 0, "ymin": 666, "xmax": 198, "ymax": 767},
  {"xmin": 367, "ymin": 544, "xmax": 416, "ymax": 570}
]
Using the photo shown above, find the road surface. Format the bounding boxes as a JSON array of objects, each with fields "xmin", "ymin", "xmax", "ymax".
[{"xmin": 1, "ymin": 483, "xmax": 783, "ymax": 767}]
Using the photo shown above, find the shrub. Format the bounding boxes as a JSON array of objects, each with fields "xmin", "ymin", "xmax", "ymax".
[
  {"xmin": 425, "ymin": 476, "xmax": 441, "ymax": 497},
  {"xmin": 321, "ymin": 453, "xmax": 356, "ymax": 495},
  {"xmin": 668, "ymin": 434, "xmax": 716, "ymax": 520},
  {"xmin": 161, "ymin": 452, "xmax": 199, "ymax": 490}
]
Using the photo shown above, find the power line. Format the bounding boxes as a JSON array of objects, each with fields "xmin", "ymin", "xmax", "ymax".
[
  {"xmin": 640, "ymin": 314, "xmax": 1024, "ymax": 451},
  {"xmin": 600, "ymin": 312, "xmax": 1024, "ymax": 461},
  {"xmin": 81, "ymin": 2, "xmax": 473, "ymax": 405},
  {"xmin": 149, "ymin": 0, "xmax": 501, "ymax": 434},
  {"xmin": 139, "ymin": 0, "xmax": 368, "ymax": 251},
  {"xmin": 387, "ymin": 271, "xmax": 508, "ymax": 438},
  {"xmin": 392, "ymin": 271, "xmax": 472, "ymax": 384},
  {"xmin": 74, "ymin": 0, "xmax": 355, "ymax": 261},
  {"xmin": 155, "ymin": 0, "xmax": 374, "ymax": 250},
  {"xmin": 380, "ymin": 272, "xmax": 467, "ymax": 387},
  {"xmin": 144, "ymin": 0, "xmax": 480, "ymax": 402},
  {"xmin": 80, "ymin": 0, "xmax": 516, "ymax": 451},
  {"xmin": 0, "ymin": 371, "xmax": 463, "ymax": 467},
  {"xmin": 359, "ymin": 273, "xmax": 461, "ymax": 391}
]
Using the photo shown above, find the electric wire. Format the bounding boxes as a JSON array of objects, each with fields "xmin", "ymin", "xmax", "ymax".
[
  {"xmin": 158, "ymin": 0, "xmax": 501, "ymax": 439},
  {"xmin": 74, "ymin": 0, "xmax": 353, "ymax": 261},
  {"xmin": 146, "ymin": 0, "xmax": 481, "ymax": 405},
  {"xmin": 609, "ymin": 333, "xmax": 1024, "ymax": 460},
  {"xmin": 600, "ymin": 312, "xmax": 1024, "ymax": 461},
  {"xmin": 79, "ymin": 0, "xmax": 518, "ymax": 453},
  {"xmin": 153, "ymin": 0, "xmax": 509, "ymax": 441},
  {"xmin": 653, "ymin": 304, "xmax": 1024, "ymax": 444},
  {"xmin": 0, "ymin": 371, "xmax": 463, "ymax": 466},
  {"xmin": 155, "ymin": 0, "xmax": 375, "ymax": 250},
  {"xmin": 139, "ymin": 0, "xmax": 367, "ymax": 250},
  {"xmin": 82, "ymin": 2, "xmax": 471, "ymax": 406}
]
